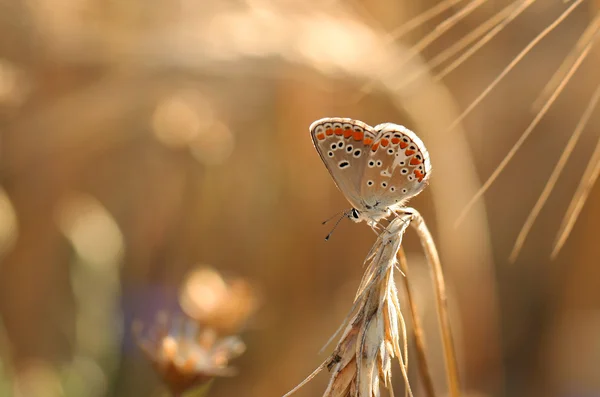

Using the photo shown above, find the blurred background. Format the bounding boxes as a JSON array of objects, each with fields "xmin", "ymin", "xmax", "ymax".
[{"xmin": 0, "ymin": 0, "xmax": 599, "ymax": 396}]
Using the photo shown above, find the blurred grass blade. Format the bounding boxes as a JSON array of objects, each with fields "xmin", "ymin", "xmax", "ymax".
[
  {"xmin": 402, "ymin": 0, "xmax": 526, "ymax": 88},
  {"xmin": 357, "ymin": 0, "xmax": 489, "ymax": 99},
  {"xmin": 510, "ymin": 78, "xmax": 600, "ymax": 262},
  {"xmin": 552, "ymin": 124, "xmax": 600, "ymax": 259},
  {"xmin": 430, "ymin": 0, "xmax": 523, "ymax": 73},
  {"xmin": 389, "ymin": 0, "xmax": 466, "ymax": 40},
  {"xmin": 445, "ymin": 0, "xmax": 585, "ymax": 137},
  {"xmin": 435, "ymin": 0, "xmax": 536, "ymax": 81},
  {"xmin": 454, "ymin": 11, "xmax": 591, "ymax": 227},
  {"xmin": 532, "ymin": 14, "xmax": 600, "ymax": 111}
]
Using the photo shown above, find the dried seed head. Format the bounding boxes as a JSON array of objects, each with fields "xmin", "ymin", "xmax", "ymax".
[
  {"xmin": 133, "ymin": 311, "xmax": 246, "ymax": 396},
  {"xmin": 179, "ymin": 266, "xmax": 258, "ymax": 335},
  {"xmin": 284, "ymin": 216, "xmax": 414, "ymax": 397}
]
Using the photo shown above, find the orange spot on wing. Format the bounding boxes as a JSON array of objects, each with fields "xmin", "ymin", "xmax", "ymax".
[
  {"xmin": 405, "ymin": 149, "xmax": 415, "ymax": 156},
  {"xmin": 399, "ymin": 142, "xmax": 408, "ymax": 149},
  {"xmin": 353, "ymin": 131, "xmax": 364, "ymax": 141},
  {"xmin": 334, "ymin": 128, "xmax": 343, "ymax": 136},
  {"xmin": 414, "ymin": 170, "xmax": 425, "ymax": 182},
  {"xmin": 410, "ymin": 157, "xmax": 422, "ymax": 165},
  {"xmin": 344, "ymin": 129, "xmax": 353, "ymax": 138},
  {"xmin": 371, "ymin": 143, "xmax": 380, "ymax": 152},
  {"xmin": 316, "ymin": 133, "xmax": 325, "ymax": 140},
  {"xmin": 391, "ymin": 137, "xmax": 400, "ymax": 144},
  {"xmin": 326, "ymin": 129, "xmax": 334, "ymax": 136},
  {"xmin": 380, "ymin": 138, "xmax": 389, "ymax": 147},
  {"xmin": 363, "ymin": 137, "xmax": 373, "ymax": 145}
]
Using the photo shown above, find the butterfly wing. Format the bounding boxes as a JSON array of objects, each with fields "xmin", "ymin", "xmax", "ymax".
[
  {"xmin": 310, "ymin": 117, "xmax": 378, "ymax": 209},
  {"xmin": 359, "ymin": 123, "xmax": 432, "ymax": 211}
]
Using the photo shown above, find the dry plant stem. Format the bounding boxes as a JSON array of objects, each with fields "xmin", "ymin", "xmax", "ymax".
[
  {"xmin": 403, "ymin": 209, "xmax": 461, "ymax": 397},
  {"xmin": 510, "ymin": 80, "xmax": 600, "ymax": 262},
  {"xmin": 397, "ymin": 247, "xmax": 436, "ymax": 397},
  {"xmin": 552, "ymin": 129, "xmax": 600, "ymax": 259},
  {"xmin": 445, "ymin": 0, "xmax": 585, "ymax": 137},
  {"xmin": 455, "ymin": 26, "xmax": 594, "ymax": 227}
]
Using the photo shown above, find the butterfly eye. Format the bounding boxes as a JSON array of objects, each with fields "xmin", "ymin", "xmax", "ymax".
[{"xmin": 351, "ymin": 208, "xmax": 360, "ymax": 219}]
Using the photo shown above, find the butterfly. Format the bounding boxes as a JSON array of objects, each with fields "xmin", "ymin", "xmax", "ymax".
[{"xmin": 310, "ymin": 117, "xmax": 432, "ymax": 229}]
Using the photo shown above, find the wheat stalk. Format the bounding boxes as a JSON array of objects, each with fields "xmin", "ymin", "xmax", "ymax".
[{"xmin": 285, "ymin": 210, "xmax": 460, "ymax": 397}]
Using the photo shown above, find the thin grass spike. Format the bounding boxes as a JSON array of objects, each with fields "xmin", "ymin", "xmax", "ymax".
[
  {"xmin": 445, "ymin": 0, "xmax": 586, "ymax": 136},
  {"xmin": 430, "ymin": 0, "xmax": 522, "ymax": 72},
  {"xmin": 357, "ymin": 0, "xmax": 489, "ymax": 99},
  {"xmin": 455, "ymin": 28, "xmax": 594, "ymax": 227},
  {"xmin": 435, "ymin": 0, "xmax": 537, "ymax": 81},
  {"xmin": 552, "ymin": 125, "xmax": 600, "ymax": 259},
  {"xmin": 388, "ymin": 0, "xmax": 467, "ymax": 41},
  {"xmin": 401, "ymin": 0, "xmax": 525, "ymax": 88},
  {"xmin": 532, "ymin": 14, "xmax": 600, "ymax": 111},
  {"xmin": 510, "ymin": 80, "xmax": 600, "ymax": 262}
]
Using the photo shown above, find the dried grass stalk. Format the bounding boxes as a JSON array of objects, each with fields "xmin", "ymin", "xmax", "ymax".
[
  {"xmin": 285, "ymin": 210, "xmax": 461, "ymax": 397},
  {"xmin": 397, "ymin": 247, "xmax": 436, "ymax": 397}
]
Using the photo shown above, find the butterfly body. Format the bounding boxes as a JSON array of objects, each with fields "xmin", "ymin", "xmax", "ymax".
[{"xmin": 310, "ymin": 117, "xmax": 431, "ymax": 228}]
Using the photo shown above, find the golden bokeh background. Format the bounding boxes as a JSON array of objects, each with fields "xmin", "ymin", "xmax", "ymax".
[{"xmin": 0, "ymin": 0, "xmax": 599, "ymax": 396}]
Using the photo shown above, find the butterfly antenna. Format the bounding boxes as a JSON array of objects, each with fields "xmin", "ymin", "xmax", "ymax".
[
  {"xmin": 324, "ymin": 212, "xmax": 348, "ymax": 241},
  {"xmin": 321, "ymin": 210, "xmax": 345, "ymax": 225}
]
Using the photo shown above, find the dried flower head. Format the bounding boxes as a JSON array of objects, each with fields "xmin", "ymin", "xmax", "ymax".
[
  {"xmin": 133, "ymin": 311, "xmax": 246, "ymax": 396},
  {"xmin": 285, "ymin": 215, "xmax": 413, "ymax": 397},
  {"xmin": 179, "ymin": 266, "xmax": 258, "ymax": 335}
]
